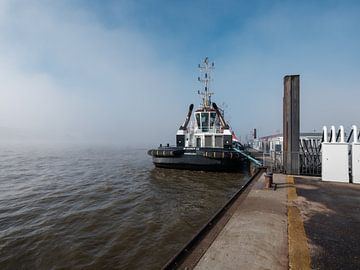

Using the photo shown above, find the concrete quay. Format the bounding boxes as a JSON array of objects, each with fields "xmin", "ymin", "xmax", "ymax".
[
  {"xmin": 194, "ymin": 173, "xmax": 288, "ymax": 270},
  {"xmin": 173, "ymin": 173, "xmax": 360, "ymax": 270},
  {"xmin": 293, "ymin": 176, "xmax": 360, "ymax": 269}
]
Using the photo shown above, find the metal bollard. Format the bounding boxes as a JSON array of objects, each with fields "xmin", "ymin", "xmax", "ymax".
[{"xmin": 265, "ymin": 172, "xmax": 273, "ymax": 189}]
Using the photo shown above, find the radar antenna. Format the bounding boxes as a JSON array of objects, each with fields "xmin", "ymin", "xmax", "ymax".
[{"xmin": 197, "ymin": 57, "xmax": 214, "ymax": 109}]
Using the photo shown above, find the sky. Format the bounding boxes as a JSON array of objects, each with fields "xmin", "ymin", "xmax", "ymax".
[{"xmin": 0, "ymin": 0, "xmax": 359, "ymax": 146}]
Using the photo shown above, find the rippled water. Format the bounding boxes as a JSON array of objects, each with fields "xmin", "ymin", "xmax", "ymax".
[{"xmin": 0, "ymin": 143, "xmax": 250, "ymax": 270}]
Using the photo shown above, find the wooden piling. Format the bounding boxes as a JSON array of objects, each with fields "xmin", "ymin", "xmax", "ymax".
[{"xmin": 283, "ymin": 75, "xmax": 300, "ymax": 175}]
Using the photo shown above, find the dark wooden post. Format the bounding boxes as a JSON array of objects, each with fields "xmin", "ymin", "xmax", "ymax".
[{"xmin": 283, "ymin": 75, "xmax": 300, "ymax": 175}]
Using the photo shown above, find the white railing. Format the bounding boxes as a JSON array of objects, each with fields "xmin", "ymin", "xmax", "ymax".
[{"xmin": 190, "ymin": 127, "xmax": 222, "ymax": 134}]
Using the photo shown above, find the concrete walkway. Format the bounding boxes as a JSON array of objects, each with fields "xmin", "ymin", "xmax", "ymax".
[
  {"xmin": 192, "ymin": 173, "xmax": 360, "ymax": 270},
  {"xmin": 194, "ymin": 173, "xmax": 288, "ymax": 270}
]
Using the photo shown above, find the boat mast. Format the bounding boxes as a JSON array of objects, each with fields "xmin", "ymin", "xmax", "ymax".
[{"xmin": 198, "ymin": 57, "xmax": 214, "ymax": 109}]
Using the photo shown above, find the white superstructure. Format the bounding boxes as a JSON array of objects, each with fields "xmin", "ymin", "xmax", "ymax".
[{"xmin": 176, "ymin": 57, "xmax": 234, "ymax": 149}]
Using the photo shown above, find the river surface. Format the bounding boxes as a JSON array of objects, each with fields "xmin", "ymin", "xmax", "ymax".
[{"xmin": 0, "ymin": 144, "xmax": 250, "ymax": 270}]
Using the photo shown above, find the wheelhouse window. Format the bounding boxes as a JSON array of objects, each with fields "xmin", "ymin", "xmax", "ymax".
[
  {"xmin": 195, "ymin": 112, "xmax": 217, "ymax": 132},
  {"xmin": 210, "ymin": 112, "xmax": 216, "ymax": 129},
  {"xmin": 195, "ymin": 113, "xmax": 201, "ymax": 128},
  {"xmin": 201, "ymin": 113, "xmax": 209, "ymax": 132}
]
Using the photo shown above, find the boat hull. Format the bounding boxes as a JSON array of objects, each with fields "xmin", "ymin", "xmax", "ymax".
[{"xmin": 148, "ymin": 147, "xmax": 247, "ymax": 172}]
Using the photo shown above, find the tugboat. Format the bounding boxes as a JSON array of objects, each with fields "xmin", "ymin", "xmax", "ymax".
[{"xmin": 148, "ymin": 57, "xmax": 247, "ymax": 171}]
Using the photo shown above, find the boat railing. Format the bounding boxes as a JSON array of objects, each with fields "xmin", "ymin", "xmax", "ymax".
[{"xmin": 191, "ymin": 127, "xmax": 222, "ymax": 134}]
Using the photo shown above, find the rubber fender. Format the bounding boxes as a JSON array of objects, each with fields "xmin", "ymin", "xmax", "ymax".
[
  {"xmin": 203, "ymin": 151, "xmax": 241, "ymax": 159},
  {"xmin": 148, "ymin": 149, "xmax": 184, "ymax": 157}
]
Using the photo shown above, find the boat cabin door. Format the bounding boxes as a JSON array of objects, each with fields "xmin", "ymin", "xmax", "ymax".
[{"xmin": 196, "ymin": 137, "xmax": 201, "ymax": 147}]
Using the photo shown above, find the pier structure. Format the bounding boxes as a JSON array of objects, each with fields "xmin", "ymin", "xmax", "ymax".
[
  {"xmin": 251, "ymin": 124, "xmax": 360, "ymax": 182},
  {"xmin": 161, "ymin": 74, "xmax": 360, "ymax": 270},
  {"xmin": 162, "ymin": 171, "xmax": 360, "ymax": 270},
  {"xmin": 251, "ymin": 132, "xmax": 323, "ymax": 175}
]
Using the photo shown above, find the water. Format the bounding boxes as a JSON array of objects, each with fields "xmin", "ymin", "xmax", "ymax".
[{"xmin": 0, "ymin": 144, "xmax": 250, "ymax": 270}]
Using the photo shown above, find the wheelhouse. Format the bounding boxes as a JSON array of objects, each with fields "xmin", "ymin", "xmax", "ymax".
[{"xmin": 194, "ymin": 110, "xmax": 220, "ymax": 133}]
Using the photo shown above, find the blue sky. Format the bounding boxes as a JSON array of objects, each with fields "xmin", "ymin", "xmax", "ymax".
[{"xmin": 0, "ymin": 0, "xmax": 359, "ymax": 145}]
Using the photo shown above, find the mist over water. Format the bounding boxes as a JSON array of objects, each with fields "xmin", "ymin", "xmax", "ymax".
[{"xmin": 0, "ymin": 144, "xmax": 250, "ymax": 269}]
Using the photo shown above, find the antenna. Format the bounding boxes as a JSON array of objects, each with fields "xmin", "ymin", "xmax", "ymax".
[{"xmin": 197, "ymin": 57, "xmax": 214, "ymax": 109}]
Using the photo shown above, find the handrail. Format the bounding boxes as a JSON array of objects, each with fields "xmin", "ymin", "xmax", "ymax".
[
  {"xmin": 347, "ymin": 129, "xmax": 354, "ymax": 143},
  {"xmin": 336, "ymin": 128, "xmax": 341, "ymax": 142},
  {"xmin": 323, "ymin": 125, "xmax": 358, "ymax": 143},
  {"xmin": 331, "ymin": 126, "xmax": 336, "ymax": 143},
  {"xmin": 192, "ymin": 127, "xmax": 222, "ymax": 134},
  {"xmin": 233, "ymin": 148, "xmax": 263, "ymax": 167},
  {"xmin": 329, "ymin": 128, "xmax": 333, "ymax": 143}
]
